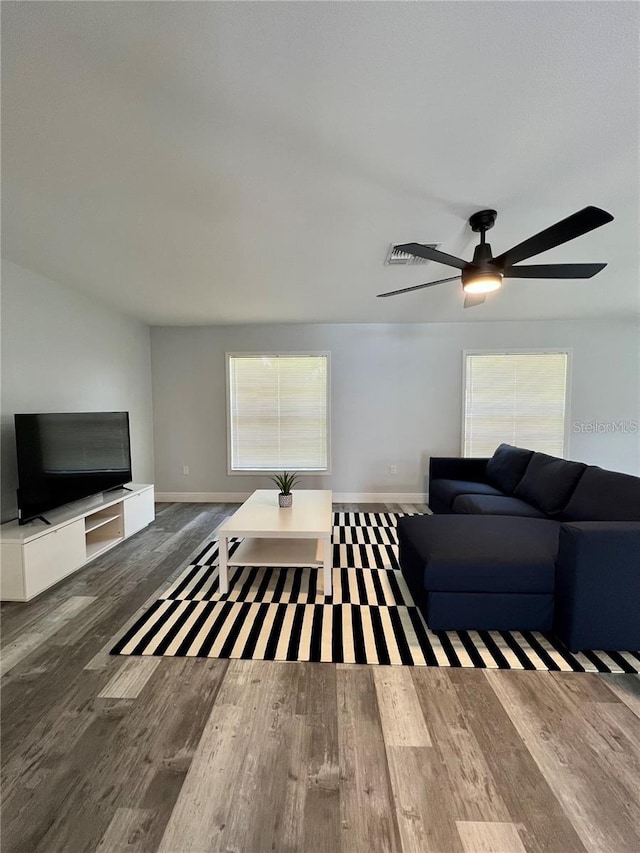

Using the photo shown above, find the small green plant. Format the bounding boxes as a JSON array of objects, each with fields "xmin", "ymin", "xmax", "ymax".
[{"xmin": 270, "ymin": 471, "xmax": 299, "ymax": 495}]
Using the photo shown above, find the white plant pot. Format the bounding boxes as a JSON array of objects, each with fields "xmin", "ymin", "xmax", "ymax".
[{"xmin": 278, "ymin": 493, "xmax": 293, "ymax": 508}]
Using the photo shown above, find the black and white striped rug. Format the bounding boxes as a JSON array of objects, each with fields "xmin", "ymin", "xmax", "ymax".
[{"xmin": 111, "ymin": 512, "xmax": 640, "ymax": 673}]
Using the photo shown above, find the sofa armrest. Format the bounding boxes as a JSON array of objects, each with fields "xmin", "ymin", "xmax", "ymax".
[
  {"xmin": 554, "ymin": 522, "xmax": 640, "ymax": 652},
  {"xmin": 429, "ymin": 456, "xmax": 490, "ymax": 483}
]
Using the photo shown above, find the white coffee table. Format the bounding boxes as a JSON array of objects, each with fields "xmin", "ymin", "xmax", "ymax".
[{"xmin": 216, "ymin": 489, "xmax": 333, "ymax": 596}]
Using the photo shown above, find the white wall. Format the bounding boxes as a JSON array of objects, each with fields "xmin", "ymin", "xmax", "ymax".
[
  {"xmin": 150, "ymin": 320, "xmax": 640, "ymax": 500},
  {"xmin": 1, "ymin": 260, "xmax": 154, "ymax": 521}
]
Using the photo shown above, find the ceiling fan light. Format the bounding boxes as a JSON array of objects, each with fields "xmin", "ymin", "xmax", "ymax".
[{"xmin": 463, "ymin": 273, "xmax": 502, "ymax": 294}]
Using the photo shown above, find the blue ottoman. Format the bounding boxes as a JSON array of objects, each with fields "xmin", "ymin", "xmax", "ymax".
[{"xmin": 397, "ymin": 515, "xmax": 560, "ymax": 631}]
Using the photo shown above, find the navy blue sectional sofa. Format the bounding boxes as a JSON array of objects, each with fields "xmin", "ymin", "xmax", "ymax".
[{"xmin": 397, "ymin": 444, "xmax": 640, "ymax": 651}]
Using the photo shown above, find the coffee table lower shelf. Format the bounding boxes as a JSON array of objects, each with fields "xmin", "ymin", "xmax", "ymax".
[
  {"xmin": 228, "ymin": 537, "xmax": 325, "ymax": 568},
  {"xmin": 219, "ymin": 534, "xmax": 333, "ymax": 596}
]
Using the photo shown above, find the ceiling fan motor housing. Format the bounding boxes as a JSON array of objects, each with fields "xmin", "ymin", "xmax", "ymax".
[{"xmin": 461, "ymin": 241, "xmax": 503, "ymax": 291}]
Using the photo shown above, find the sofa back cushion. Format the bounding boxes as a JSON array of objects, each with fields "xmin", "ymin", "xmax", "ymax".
[
  {"xmin": 485, "ymin": 444, "xmax": 534, "ymax": 495},
  {"xmin": 514, "ymin": 452, "xmax": 586, "ymax": 515},
  {"xmin": 561, "ymin": 466, "xmax": 640, "ymax": 521}
]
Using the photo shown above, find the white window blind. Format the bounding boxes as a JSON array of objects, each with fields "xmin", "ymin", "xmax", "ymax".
[
  {"xmin": 228, "ymin": 354, "xmax": 329, "ymax": 472},
  {"xmin": 463, "ymin": 351, "xmax": 569, "ymax": 458}
]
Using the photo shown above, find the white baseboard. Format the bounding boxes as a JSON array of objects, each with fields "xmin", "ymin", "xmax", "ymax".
[
  {"xmin": 155, "ymin": 491, "xmax": 428, "ymax": 504},
  {"xmin": 155, "ymin": 492, "xmax": 251, "ymax": 503},
  {"xmin": 334, "ymin": 493, "xmax": 427, "ymax": 504}
]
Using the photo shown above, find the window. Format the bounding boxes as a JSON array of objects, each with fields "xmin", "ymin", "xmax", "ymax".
[
  {"xmin": 227, "ymin": 353, "xmax": 330, "ymax": 472},
  {"xmin": 463, "ymin": 350, "xmax": 569, "ymax": 457}
]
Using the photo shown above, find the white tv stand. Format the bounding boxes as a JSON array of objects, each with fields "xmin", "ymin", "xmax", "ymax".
[{"xmin": 0, "ymin": 484, "xmax": 154, "ymax": 601}]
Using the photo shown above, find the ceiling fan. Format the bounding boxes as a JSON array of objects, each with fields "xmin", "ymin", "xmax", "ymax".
[{"xmin": 377, "ymin": 206, "xmax": 614, "ymax": 307}]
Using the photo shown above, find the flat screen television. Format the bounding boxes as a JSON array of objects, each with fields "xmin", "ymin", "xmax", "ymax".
[{"xmin": 15, "ymin": 412, "xmax": 132, "ymax": 525}]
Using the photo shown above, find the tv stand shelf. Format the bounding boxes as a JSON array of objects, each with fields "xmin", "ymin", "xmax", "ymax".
[
  {"xmin": 86, "ymin": 534, "xmax": 122, "ymax": 561},
  {"xmin": 85, "ymin": 511, "xmax": 122, "ymax": 534},
  {"xmin": 0, "ymin": 484, "xmax": 154, "ymax": 601}
]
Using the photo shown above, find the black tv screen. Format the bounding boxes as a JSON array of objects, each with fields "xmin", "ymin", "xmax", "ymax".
[{"xmin": 15, "ymin": 412, "xmax": 132, "ymax": 524}]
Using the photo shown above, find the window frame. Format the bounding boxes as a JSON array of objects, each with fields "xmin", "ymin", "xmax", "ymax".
[
  {"xmin": 461, "ymin": 348, "xmax": 572, "ymax": 458},
  {"xmin": 225, "ymin": 351, "xmax": 332, "ymax": 476}
]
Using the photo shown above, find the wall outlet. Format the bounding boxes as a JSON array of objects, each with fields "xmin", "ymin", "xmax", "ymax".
[
  {"xmin": 182, "ymin": 466, "xmax": 190, "ymax": 475},
  {"xmin": 389, "ymin": 464, "xmax": 397, "ymax": 475}
]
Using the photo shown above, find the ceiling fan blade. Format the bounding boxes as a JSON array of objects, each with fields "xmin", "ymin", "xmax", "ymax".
[
  {"xmin": 394, "ymin": 243, "xmax": 469, "ymax": 271},
  {"xmin": 492, "ymin": 206, "xmax": 614, "ymax": 268},
  {"xmin": 504, "ymin": 263, "xmax": 607, "ymax": 279},
  {"xmin": 463, "ymin": 293, "xmax": 486, "ymax": 308},
  {"xmin": 377, "ymin": 275, "xmax": 461, "ymax": 298}
]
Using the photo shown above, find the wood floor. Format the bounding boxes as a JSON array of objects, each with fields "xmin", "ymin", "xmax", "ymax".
[{"xmin": 2, "ymin": 502, "xmax": 639, "ymax": 853}]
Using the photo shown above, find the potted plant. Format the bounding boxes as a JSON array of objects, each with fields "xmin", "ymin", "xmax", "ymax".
[{"xmin": 271, "ymin": 471, "xmax": 299, "ymax": 507}]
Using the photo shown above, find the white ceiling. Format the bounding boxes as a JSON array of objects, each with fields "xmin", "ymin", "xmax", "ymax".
[{"xmin": 2, "ymin": 1, "xmax": 639, "ymax": 325}]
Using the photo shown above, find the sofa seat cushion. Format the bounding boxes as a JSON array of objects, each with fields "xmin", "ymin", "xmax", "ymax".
[
  {"xmin": 452, "ymin": 494, "xmax": 547, "ymax": 518},
  {"xmin": 486, "ymin": 444, "xmax": 534, "ymax": 495},
  {"xmin": 514, "ymin": 453, "xmax": 587, "ymax": 515},
  {"xmin": 561, "ymin": 466, "xmax": 640, "ymax": 522},
  {"xmin": 397, "ymin": 515, "xmax": 559, "ymax": 594},
  {"xmin": 429, "ymin": 479, "xmax": 505, "ymax": 510}
]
